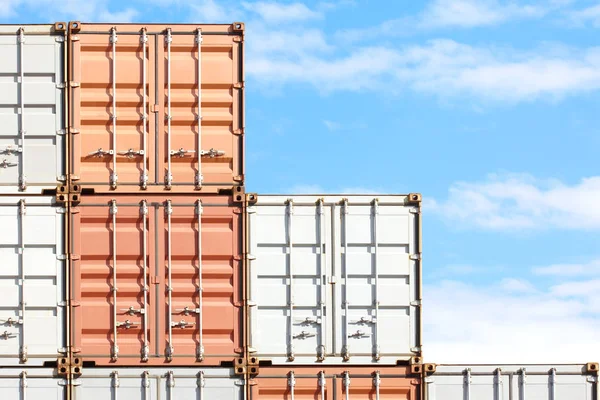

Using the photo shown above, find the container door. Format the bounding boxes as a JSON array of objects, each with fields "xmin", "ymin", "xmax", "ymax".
[
  {"xmin": 510, "ymin": 368, "xmax": 595, "ymax": 400},
  {"xmin": 0, "ymin": 198, "xmax": 65, "ymax": 365},
  {"xmin": 333, "ymin": 198, "xmax": 420, "ymax": 363},
  {"xmin": 0, "ymin": 26, "xmax": 65, "ymax": 193},
  {"xmin": 73, "ymin": 370, "xmax": 158, "ymax": 400},
  {"xmin": 158, "ymin": 197, "xmax": 242, "ymax": 364},
  {"xmin": 71, "ymin": 200, "xmax": 154, "ymax": 364},
  {"xmin": 247, "ymin": 199, "xmax": 333, "ymax": 364},
  {"xmin": 70, "ymin": 28, "xmax": 155, "ymax": 190},
  {"xmin": 249, "ymin": 372, "xmax": 334, "ymax": 400},
  {"xmin": 0, "ymin": 370, "xmax": 66, "ymax": 400},
  {"xmin": 157, "ymin": 29, "xmax": 243, "ymax": 190},
  {"xmin": 337, "ymin": 371, "xmax": 417, "ymax": 400},
  {"xmin": 159, "ymin": 371, "xmax": 245, "ymax": 400},
  {"xmin": 425, "ymin": 369, "xmax": 509, "ymax": 400}
]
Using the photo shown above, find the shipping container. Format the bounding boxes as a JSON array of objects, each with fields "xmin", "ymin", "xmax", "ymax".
[
  {"xmin": 0, "ymin": 24, "xmax": 67, "ymax": 194},
  {"xmin": 246, "ymin": 194, "xmax": 422, "ymax": 365},
  {"xmin": 68, "ymin": 22, "xmax": 245, "ymax": 193},
  {"xmin": 72, "ymin": 367, "xmax": 244, "ymax": 399},
  {"xmin": 69, "ymin": 194, "xmax": 243, "ymax": 366},
  {"xmin": 0, "ymin": 368, "xmax": 67, "ymax": 399},
  {"xmin": 424, "ymin": 364, "xmax": 599, "ymax": 400},
  {"xmin": 0, "ymin": 196, "xmax": 67, "ymax": 365},
  {"xmin": 248, "ymin": 366, "xmax": 421, "ymax": 399}
]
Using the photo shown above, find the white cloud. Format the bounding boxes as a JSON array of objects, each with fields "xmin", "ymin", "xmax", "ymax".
[
  {"xmin": 249, "ymin": 38, "xmax": 600, "ymax": 101},
  {"xmin": 569, "ymin": 4, "xmax": 600, "ymax": 27},
  {"xmin": 422, "ymin": 0, "xmax": 545, "ymax": 28},
  {"xmin": 429, "ymin": 173, "xmax": 600, "ymax": 230},
  {"xmin": 191, "ymin": 0, "xmax": 235, "ymax": 22},
  {"xmin": 425, "ymin": 278, "xmax": 600, "ymax": 363},
  {"xmin": 534, "ymin": 259, "xmax": 600, "ymax": 276},
  {"xmin": 0, "ymin": 0, "xmax": 138, "ymax": 22},
  {"xmin": 323, "ymin": 120, "xmax": 341, "ymax": 131},
  {"xmin": 242, "ymin": 1, "xmax": 321, "ymax": 23}
]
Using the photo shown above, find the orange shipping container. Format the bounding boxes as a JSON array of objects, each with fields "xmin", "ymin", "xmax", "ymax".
[
  {"xmin": 68, "ymin": 22, "xmax": 245, "ymax": 193},
  {"xmin": 69, "ymin": 194, "xmax": 244, "ymax": 366},
  {"xmin": 248, "ymin": 366, "xmax": 421, "ymax": 400}
]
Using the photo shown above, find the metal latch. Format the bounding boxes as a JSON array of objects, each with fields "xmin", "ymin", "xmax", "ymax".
[
  {"xmin": 176, "ymin": 306, "xmax": 200, "ymax": 316},
  {"xmin": 171, "ymin": 320, "xmax": 195, "ymax": 328},
  {"xmin": 351, "ymin": 316, "xmax": 376, "ymax": 325},
  {"xmin": 0, "ymin": 331, "xmax": 17, "ymax": 339},
  {"xmin": 117, "ymin": 148, "xmax": 144, "ymax": 158},
  {"xmin": 121, "ymin": 306, "xmax": 144, "ymax": 315},
  {"xmin": 0, "ymin": 146, "xmax": 22, "ymax": 155},
  {"xmin": 116, "ymin": 320, "xmax": 137, "ymax": 329},
  {"xmin": 0, "ymin": 317, "xmax": 23, "ymax": 326},
  {"xmin": 170, "ymin": 148, "xmax": 195, "ymax": 158},
  {"xmin": 0, "ymin": 159, "xmax": 18, "ymax": 168},
  {"xmin": 293, "ymin": 331, "xmax": 315, "ymax": 339},
  {"xmin": 200, "ymin": 148, "xmax": 225, "ymax": 158},
  {"xmin": 295, "ymin": 317, "xmax": 321, "ymax": 325},
  {"xmin": 348, "ymin": 330, "xmax": 370, "ymax": 338},
  {"xmin": 88, "ymin": 148, "xmax": 114, "ymax": 157}
]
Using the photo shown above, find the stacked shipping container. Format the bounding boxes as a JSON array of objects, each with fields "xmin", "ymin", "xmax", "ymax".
[{"xmin": 0, "ymin": 19, "xmax": 597, "ymax": 400}]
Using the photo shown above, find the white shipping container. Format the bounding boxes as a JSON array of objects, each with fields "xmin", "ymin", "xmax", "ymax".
[
  {"xmin": 0, "ymin": 368, "xmax": 66, "ymax": 399},
  {"xmin": 0, "ymin": 24, "xmax": 66, "ymax": 193},
  {"xmin": 0, "ymin": 196, "xmax": 66, "ymax": 365},
  {"xmin": 424, "ymin": 364, "xmax": 599, "ymax": 400},
  {"xmin": 72, "ymin": 368, "xmax": 245, "ymax": 400},
  {"xmin": 246, "ymin": 194, "xmax": 422, "ymax": 365}
]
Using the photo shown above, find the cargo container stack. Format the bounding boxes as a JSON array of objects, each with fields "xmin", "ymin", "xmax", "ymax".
[
  {"xmin": 0, "ymin": 22, "xmax": 71, "ymax": 398},
  {"xmin": 61, "ymin": 21, "xmax": 248, "ymax": 399},
  {"xmin": 243, "ymin": 194, "xmax": 425, "ymax": 399}
]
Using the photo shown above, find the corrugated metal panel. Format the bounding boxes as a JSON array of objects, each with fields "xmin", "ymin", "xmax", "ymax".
[
  {"xmin": 425, "ymin": 364, "xmax": 598, "ymax": 400},
  {"xmin": 72, "ymin": 368, "xmax": 244, "ymax": 400},
  {"xmin": 0, "ymin": 196, "xmax": 66, "ymax": 365},
  {"xmin": 0, "ymin": 25, "xmax": 66, "ymax": 193},
  {"xmin": 68, "ymin": 23, "xmax": 244, "ymax": 192},
  {"xmin": 70, "ymin": 194, "xmax": 242, "ymax": 366},
  {"xmin": 249, "ymin": 366, "xmax": 420, "ymax": 400},
  {"xmin": 0, "ymin": 368, "xmax": 66, "ymax": 399},
  {"xmin": 247, "ymin": 195, "xmax": 422, "ymax": 365}
]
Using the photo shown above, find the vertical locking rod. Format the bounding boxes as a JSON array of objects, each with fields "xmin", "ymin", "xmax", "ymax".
[
  {"xmin": 141, "ymin": 200, "xmax": 149, "ymax": 360},
  {"xmin": 195, "ymin": 29, "xmax": 203, "ymax": 188},
  {"xmin": 20, "ymin": 371, "xmax": 27, "ymax": 400},
  {"xmin": 317, "ymin": 199, "xmax": 326, "ymax": 361},
  {"xmin": 18, "ymin": 28, "xmax": 26, "ymax": 190},
  {"xmin": 343, "ymin": 371, "xmax": 350, "ymax": 400},
  {"xmin": 464, "ymin": 368, "xmax": 471, "ymax": 400},
  {"xmin": 341, "ymin": 199, "xmax": 350, "ymax": 361},
  {"xmin": 142, "ymin": 371, "xmax": 150, "ymax": 400},
  {"xmin": 166, "ymin": 200, "xmax": 173, "ymax": 360},
  {"xmin": 166, "ymin": 371, "xmax": 175, "ymax": 400},
  {"xmin": 110, "ymin": 200, "xmax": 119, "ymax": 360},
  {"xmin": 197, "ymin": 371, "xmax": 205, "ymax": 400},
  {"xmin": 319, "ymin": 371, "xmax": 326, "ymax": 400},
  {"xmin": 196, "ymin": 200, "xmax": 204, "ymax": 360},
  {"xmin": 110, "ymin": 27, "xmax": 118, "ymax": 188},
  {"xmin": 112, "ymin": 371, "xmax": 120, "ymax": 400},
  {"xmin": 286, "ymin": 199, "xmax": 295, "ymax": 361},
  {"xmin": 18, "ymin": 200, "xmax": 27, "ymax": 362},
  {"xmin": 373, "ymin": 371, "xmax": 381, "ymax": 400},
  {"xmin": 494, "ymin": 368, "xmax": 503, "ymax": 400},
  {"xmin": 372, "ymin": 199, "xmax": 380, "ymax": 360},
  {"xmin": 519, "ymin": 368, "xmax": 527, "ymax": 400},
  {"xmin": 165, "ymin": 29, "xmax": 173, "ymax": 189},
  {"xmin": 288, "ymin": 371, "xmax": 296, "ymax": 400},
  {"xmin": 549, "ymin": 368, "xmax": 555, "ymax": 400},
  {"xmin": 140, "ymin": 29, "xmax": 148, "ymax": 189}
]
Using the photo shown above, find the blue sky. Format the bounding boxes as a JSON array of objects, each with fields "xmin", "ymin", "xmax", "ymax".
[{"xmin": 5, "ymin": 0, "xmax": 600, "ymax": 363}]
